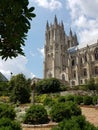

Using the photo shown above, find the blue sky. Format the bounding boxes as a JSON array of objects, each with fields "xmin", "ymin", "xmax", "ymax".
[{"xmin": 0, "ymin": 0, "xmax": 98, "ymax": 80}]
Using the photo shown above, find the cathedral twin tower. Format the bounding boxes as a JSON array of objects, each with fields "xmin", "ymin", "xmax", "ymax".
[{"xmin": 44, "ymin": 16, "xmax": 98, "ymax": 86}]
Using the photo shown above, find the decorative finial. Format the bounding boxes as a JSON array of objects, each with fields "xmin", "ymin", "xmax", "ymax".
[
  {"xmin": 70, "ymin": 28, "xmax": 72, "ymax": 37},
  {"xmin": 46, "ymin": 21, "xmax": 49, "ymax": 30},
  {"xmin": 54, "ymin": 15, "xmax": 58, "ymax": 25}
]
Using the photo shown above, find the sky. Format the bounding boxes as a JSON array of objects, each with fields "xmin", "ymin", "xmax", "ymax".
[{"xmin": 0, "ymin": 0, "xmax": 98, "ymax": 80}]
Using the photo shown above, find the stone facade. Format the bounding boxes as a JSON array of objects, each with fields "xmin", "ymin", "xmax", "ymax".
[{"xmin": 44, "ymin": 16, "xmax": 98, "ymax": 86}]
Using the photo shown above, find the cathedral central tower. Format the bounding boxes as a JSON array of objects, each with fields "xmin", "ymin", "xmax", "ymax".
[{"xmin": 44, "ymin": 16, "xmax": 69, "ymax": 81}]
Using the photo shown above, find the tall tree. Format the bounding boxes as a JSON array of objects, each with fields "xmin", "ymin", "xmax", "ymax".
[
  {"xmin": 0, "ymin": 0, "xmax": 36, "ymax": 60},
  {"xmin": 9, "ymin": 74, "xmax": 31, "ymax": 104}
]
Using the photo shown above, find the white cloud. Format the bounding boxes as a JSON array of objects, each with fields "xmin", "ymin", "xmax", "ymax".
[
  {"xmin": 30, "ymin": 51, "xmax": 35, "ymax": 57},
  {"xmin": 37, "ymin": 48, "xmax": 44, "ymax": 58},
  {"xmin": 67, "ymin": 0, "xmax": 98, "ymax": 47},
  {"xmin": 0, "ymin": 56, "xmax": 35, "ymax": 80},
  {"xmin": 31, "ymin": 0, "xmax": 62, "ymax": 10}
]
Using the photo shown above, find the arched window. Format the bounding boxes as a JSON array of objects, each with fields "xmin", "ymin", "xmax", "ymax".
[
  {"xmin": 73, "ymin": 71, "xmax": 76, "ymax": 78},
  {"xmin": 95, "ymin": 66, "xmax": 98, "ymax": 75},
  {"xmin": 72, "ymin": 81, "xmax": 75, "ymax": 86},
  {"xmin": 62, "ymin": 74, "xmax": 65, "ymax": 81},
  {"xmin": 72, "ymin": 59, "xmax": 75, "ymax": 66},
  {"xmin": 94, "ymin": 48, "xmax": 98, "ymax": 60},
  {"xmin": 84, "ymin": 68, "xmax": 87, "ymax": 76}
]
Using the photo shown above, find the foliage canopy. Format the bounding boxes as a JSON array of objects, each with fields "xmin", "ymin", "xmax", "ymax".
[
  {"xmin": 0, "ymin": 0, "xmax": 36, "ymax": 60},
  {"xmin": 35, "ymin": 78, "xmax": 62, "ymax": 94}
]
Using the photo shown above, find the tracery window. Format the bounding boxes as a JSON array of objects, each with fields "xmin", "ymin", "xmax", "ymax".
[
  {"xmin": 84, "ymin": 68, "xmax": 87, "ymax": 76},
  {"xmin": 94, "ymin": 48, "xmax": 98, "ymax": 60}
]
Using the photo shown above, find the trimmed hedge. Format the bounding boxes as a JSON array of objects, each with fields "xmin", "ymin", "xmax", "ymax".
[
  {"xmin": 23, "ymin": 105, "xmax": 49, "ymax": 125},
  {"xmin": 50, "ymin": 101, "xmax": 81, "ymax": 122}
]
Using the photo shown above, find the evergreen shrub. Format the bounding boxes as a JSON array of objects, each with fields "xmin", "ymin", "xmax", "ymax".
[
  {"xmin": 23, "ymin": 105, "xmax": 49, "ymax": 125},
  {"xmin": 50, "ymin": 101, "xmax": 81, "ymax": 122}
]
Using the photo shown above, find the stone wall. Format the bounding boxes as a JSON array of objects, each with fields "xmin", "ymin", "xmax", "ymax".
[{"xmin": 22, "ymin": 123, "xmax": 58, "ymax": 130}]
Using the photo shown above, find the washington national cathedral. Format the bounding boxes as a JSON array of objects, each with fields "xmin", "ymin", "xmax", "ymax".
[{"xmin": 44, "ymin": 16, "xmax": 98, "ymax": 86}]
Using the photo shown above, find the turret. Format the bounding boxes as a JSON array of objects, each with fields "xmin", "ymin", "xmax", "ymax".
[{"xmin": 61, "ymin": 21, "xmax": 64, "ymax": 30}]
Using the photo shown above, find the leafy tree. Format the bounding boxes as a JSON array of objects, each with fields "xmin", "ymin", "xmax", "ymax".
[
  {"xmin": 9, "ymin": 74, "xmax": 31, "ymax": 104},
  {"xmin": 0, "ymin": 103, "xmax": 16, "ymax": 120},
  {"xmin": 35, "ymin": 78, "xmax": 61, "ymax": 94},
  {"xmin": 23, "ymin": 105, "xmax": 49, "ymax": 125},
  {"xmin": 0, "ymin": 0, "xmax": 36, "ymax": 60}
]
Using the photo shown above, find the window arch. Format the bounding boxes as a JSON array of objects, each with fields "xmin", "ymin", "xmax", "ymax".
[
  {"xmin": 72, "ymin": 59, "xmax": 75, "ymax": 66},
  {"xmin": 83, "ymin": 68, "xmax": 87, "ymax": 76},
  {"xmin": 94, "ymin": 48, "xmax": 98, "ymax": 60},
  {"xmin": 62, "ymin": 74, "xmax": 65, "ymax": 81}
]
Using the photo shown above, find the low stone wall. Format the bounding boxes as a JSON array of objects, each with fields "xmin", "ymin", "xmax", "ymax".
[{"xmin": 22, "ymin": 123, "xmax": 58, "ymax": 130}]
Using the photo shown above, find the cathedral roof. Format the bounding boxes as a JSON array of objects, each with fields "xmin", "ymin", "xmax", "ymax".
[{"xmin": 67, "ymin": 46, "xmax": 78, "ymax": 53}]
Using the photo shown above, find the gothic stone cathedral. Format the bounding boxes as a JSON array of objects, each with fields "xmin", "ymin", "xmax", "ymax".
[{"xmin": 44, "ymin": 16, "xmax": 98, "ymax": 86}]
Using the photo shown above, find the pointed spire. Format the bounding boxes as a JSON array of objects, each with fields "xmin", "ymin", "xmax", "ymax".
[
  {"xmin": 46, "ymin": 21, "xmax": 49, "ymax": 30},
  {"xmin": 61, "ymin": 21, "xmax": 64, "ymax": 29},
  {"xmin": 54, "ymin": 15, "xmax": 58, "ymax": 25},
  {"xmin": 70, "ymin": 28, "xmax": 73, "ymax": 37},
  {"xmin": 74, "ymin": 33, "xmax": 78, "ymax": 45}
]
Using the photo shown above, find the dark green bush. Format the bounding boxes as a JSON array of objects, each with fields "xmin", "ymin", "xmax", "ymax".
[
  {"xmin": 43, "ymin": 97, "xmax": 55, "ymax": 106},
  {"xmin": 0, "ymin": 118, "xmax": 22, "ymax": 130},
  {"xmin": 60, "ymin": 84, "xmax": 66, "ymax": 91},
  {"xmin": 93, "ymin": 96, "xmax": 98, "ymax": 105},
  {"xmin": 74, "ymin": 95, "xmax": 83, "ymax": 105},
  {"xmin": 35, "ymin": 78, "xmax": 61, "ymax": 94},
  {"xmin": 65, "ymin": 95, "xmax": 75, "ymax": 102},
  {"xmin": 23, "ymin": 105, "xmax": 49, "ymax": 125},
  {"xmin": 83, "ymin": 96, "xmax": 93, "ymax": 105},
  {"xmin": 52, "ymin": 115, "xmax": 98, "ymax": 130},
  {"xmin": 0, "ymin": 103, "xmax": 16, "ymax": 120},
  {"xmin": 58, "ymin": 96, "xmax": 66, "ymax": 103},
  {"xmin": 50, "ymin": 101, "xmax": 81, "ymax": 122}
]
